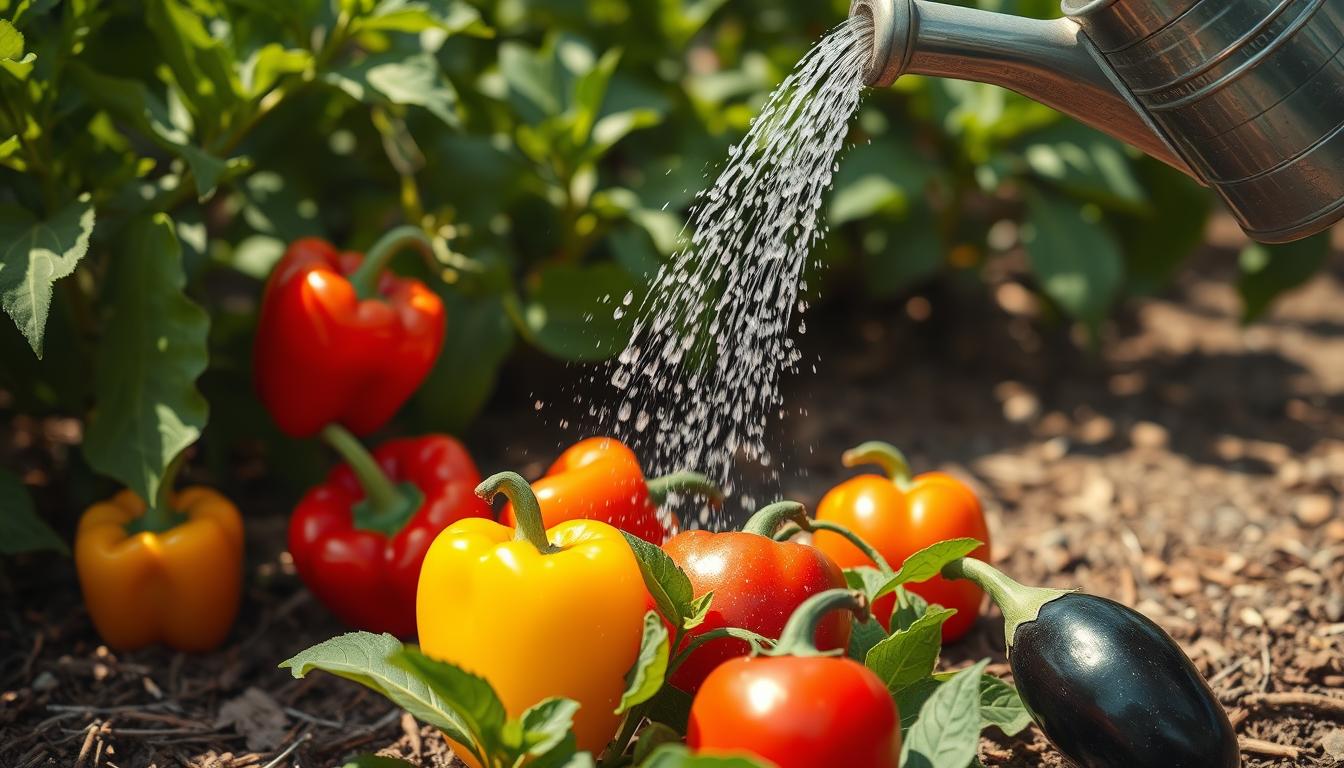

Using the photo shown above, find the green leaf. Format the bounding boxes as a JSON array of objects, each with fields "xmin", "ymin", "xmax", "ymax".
[
  {"xmin": 341, "ymin": 756, "xmax": 416, "ymax": 768},
  {"xmin": 621, "ymin": 531, "xmax": 695, "ymax": 630},
  {"xmin": 875, "ymin": 538, "xmax": 982, "ymax": 597},
  {"xmin": 645, "ymin": 679, "xmax": 693, "ymax": 732},
  {"xmin": 145, "ymin": 0, "xmax": 243, "ymax": 126},
  {"xmin": 901, "ymin": 660, "xmax": 988, "ymax": 768},
  {"xmin": 847, "ymin": 615, "xmax": 888, "ymax": 662},
  {"xmin": 499, "ymin": 40, "xmax": 560, "ymax": 118},
  {"xmin": 844, "ymin": 566, "xmax": 889, "ymax": 601},
  {"xmin": 682, "ymin": 591, "xmax": 713, "ymax": 631},
  {"xmin": 523, "ymin": 264, "xmax": 641, "ymax": 361},
  {"xmin": 641, "ymin": 745, "xmax": 771, "ymax": 767},
  {"xmin": 1023, "ymin": 192, "xmax": 1124, "ymax": 327},
  {"xmin": 632, "ymin": 723, "xmax": 682, "ymax": 764},
  {"xmin": 0, "ymin": 19, "xmax": 24, "ymax": 60},
  {"xmin": 82, "ymin": 214, "xmax": 209, "ymax": 506},
  {"xmin": 350, "ymin": 0, "xmax": 492, "ymax": 37},
  {"xmin": 865, "ymin": 607, "xmax": 955, "ymax": 694},
  {"xmin": 414, "ymin": 288, "xmax": 514, "ymax": 433},
  {"xmin": 617, "ymin": 610, "xmax": 670, "ymax": 714},
  {"xmin": 1117, "ymin": 158, "xmax": 1212, "ymax": 293},
  {"xmin": 895, "ymin": 675, "xmax": 941, "ymax": 734},
  {"xmin": 1236, "ymin": 233, "xmax": 1332, "ymax": 322},
  {"xmin": 966, "ymin": 672, "xmax": 1031, "ymax": 737},
  {"xmin": 1019, "ymin": 123, "xmax": 1146, "ymax": 210},
  {"xmin": 241, "ymin": 44, "xmax": 312, "ymax": 98},
  {"xmin": 0, "ymin": 468, "xmax": 68, "ymax": 555},
  {"xmin": 830, "ymin": 139, "xmax": 933, "ymax": 225},
  {"xmin": 0, "ymin": 195, "xmax": 94, "ymax": 357},
  {"xmin": 392, "ymin": 647, "xmax": 508, "ymax": 751},
  {"xmin": 69, "ymin": 64, "xmax": 227, "ymax": 198},
  {"xmin": 514, "ymin": 697, "xmax": 580, "ymax": 758},
  {"xmin": 890, "ymin": 586, "xmax": 930, "ymax": 632},
  {"xmin": 328, "ymin": 52, "xmax": 460, "ymax": 128},
  {"xmin": 279, "ymin": 632, "xmax": 484, "ymax": 760}
]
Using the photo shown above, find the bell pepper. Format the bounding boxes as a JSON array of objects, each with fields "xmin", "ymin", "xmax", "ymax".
[
  {"xmin": 501, "ymin": 437, "xmax": 721, "ymax": 544},
  {"xmin": 661, "ymin": 501, "xmax": 850, "ymax": 693},
  {"xmin": 687, "ymin": 589, "xmax": 901, "ymax": 768},
  {"xmin": 289, "ymin": 426, "xmax": 491, "ymax": 637},
  {"xmin": 75, "ymin": 460, "xmax": 244, "ymax": 652},
  {"xmin": 417, "ymin": 471, "xmax": 647, "ymax": 758},
  {"xmin": 254, "ymin": 227, "xmax": 445, "ymax": 438},
  {"xmin": 814, "ymin": 441, "xmax": 991, "ymax": 641}
]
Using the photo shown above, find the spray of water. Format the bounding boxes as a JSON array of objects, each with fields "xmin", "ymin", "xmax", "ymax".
[{"xmin": 578, "ymin": 16, "xmax": 872, "ymax": 527}]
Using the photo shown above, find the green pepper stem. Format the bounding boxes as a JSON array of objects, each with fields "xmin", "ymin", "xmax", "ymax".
[
  {"xmin": 346, "ymin": 225, "xmax": 434, "ymax": 299},
  {"xmin": 131, "ymin": 450, "xmax": 190, "ymax": 535},
  {"xmin": 765, "ymin": 589, "xmax": 868, "ymax": 658},
  {"xmin": 476, "ymin": 471, "xmax": 556, "ymax": 554},
  {"xmin": 321, "ymin": 425, "xmax": 423, "ymax": 536},
  {"xmin": 842, "ymin": 440, "xmax": 913, "ymax": 490},
  {"xmin": 741, "ymin": 501, "xmax": 809, "ymax": 537},
  {"xmin": 942, "ymin": 557, "xmax": 1072, "ymax": 650},
  {"xmin": 645, "ymin": 471, "xmax": 724, "ymax": 506},
  {"xmin": 769, "ymin": 516, "xmax": 894, "ymax": 576}
]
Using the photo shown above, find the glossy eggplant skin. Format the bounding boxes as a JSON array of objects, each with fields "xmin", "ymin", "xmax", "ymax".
[{"xmin": 1009, "ymin": 594, "xmax": 1239, "ymax": 768}]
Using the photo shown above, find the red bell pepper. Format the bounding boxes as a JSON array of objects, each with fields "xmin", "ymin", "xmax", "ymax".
[
  {"xmin": 501, "ymin": 437, "xmax": 722, "ymax": 544},
  {"xmin": 254, "ymin": 227, "xmax": 445, "ymax": 438},
  {"xmin": 661, "ymin": 501, "xmax": 850, "ymax": 693},
  {"xmin": 288, "ymin": 426, "xmax": 491, "ymax": 637}
]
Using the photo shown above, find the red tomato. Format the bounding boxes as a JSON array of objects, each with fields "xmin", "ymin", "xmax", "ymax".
[
  {"xmin": 814, "ymin": 442, "xmax": 991, "ymax": 642},
  {"xmin": 688, "ymin": 655, "xmax": 900, "ymax": 768},
  {"xmin": 662, "ymin": 503, "xmax": 851, "ymax": 693}
]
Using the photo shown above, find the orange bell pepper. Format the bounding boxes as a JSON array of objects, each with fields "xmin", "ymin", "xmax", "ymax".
[
  {"xmin": 502, "ymin": 437, "xmax": 721, "ymax": 544},
  {"xmin": 75, "ymin": 484, "xmax": 244, "ymax": 652},
  {"xmin": 814, "ymin": 441, "xmax": 991, "ymax": 642}
]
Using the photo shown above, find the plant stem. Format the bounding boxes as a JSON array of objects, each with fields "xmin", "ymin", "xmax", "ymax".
[
  {"xmin": 347, "ymin": 226, "xmax": 434, "ymax": 299},
  {"xmin": 807, "ymin": 519, "xmax": 895, "ymax": 575},
  {"xmin": 740, "ymin": 501, "xmax": 809, "ymax": 537},
  {"xmin": 126, "ymin": 451, "xmax": 190, "ymax": 535},
  {"xmin": 765, "ymin": 589, "xmax": 867, "ymax": 658},
  {"xmin": 942, "ymin": 557, "xmax": 1071, "ymax": 649},
  {"xmin": 667, "ymin": 627, "xmax": 775, "ymax": 672},
  {"xmin": 841, "ymin": 441, "xmax": 913, "ymax": 490},
  {"xmin": 322, "ymin": 424, "xmax": 404, "ymax": 517},
  {"xmin": 476, "ymin": 472, "xmax": 556, "ymax": 554},
  {"xmin": 645, "ymin": 471, "xmax": 724, "ymax": 507}
]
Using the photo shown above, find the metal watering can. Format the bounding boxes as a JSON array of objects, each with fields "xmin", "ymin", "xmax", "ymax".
[{"xmin": 848, "ymin": 0, "xmax": 1344, "ymax": 243}]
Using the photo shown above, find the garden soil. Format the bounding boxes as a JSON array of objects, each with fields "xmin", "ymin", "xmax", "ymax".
[{"xmin": 4, "ymin": 219, "xmax": 1344, "ymax": 767}]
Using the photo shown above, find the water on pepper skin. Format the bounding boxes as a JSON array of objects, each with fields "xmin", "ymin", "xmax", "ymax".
[{"xmin": 1009, "ymin": 593, "xmax": 1240, "ymax": 768}]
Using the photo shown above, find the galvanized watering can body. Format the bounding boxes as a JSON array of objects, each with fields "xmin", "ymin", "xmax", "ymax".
[{"xmin": 850, "ymin": 0, "xmax": 1344, "ymax": 243}]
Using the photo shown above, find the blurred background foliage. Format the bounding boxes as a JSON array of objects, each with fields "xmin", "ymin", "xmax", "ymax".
[{"xmin": 0, "ymin": 0, "xmax": 1331, "ymax": 544}]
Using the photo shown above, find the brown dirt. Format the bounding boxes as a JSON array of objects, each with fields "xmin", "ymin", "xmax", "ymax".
[{"xmin": 3, "ymin": 220, "xmax": 1344, "ymax": 767}]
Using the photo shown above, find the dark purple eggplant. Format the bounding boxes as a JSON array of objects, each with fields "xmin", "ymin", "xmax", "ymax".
[{"xmin": 943, "ymin": 558, "xmax": 1240, "ymax": 768}]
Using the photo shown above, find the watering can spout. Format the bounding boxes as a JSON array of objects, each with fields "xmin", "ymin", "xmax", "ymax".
[
  {"xmin": 848, "ymin": 0, "xmax": 1344, "ymax": 244},
  {"xmin": 849, "ymin": 0, "xmax": 1191, "ymax": 174}
]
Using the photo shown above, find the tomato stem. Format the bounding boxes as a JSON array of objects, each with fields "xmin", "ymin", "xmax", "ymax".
[
  {"xmin": 346, "ymin": 225, "xmax": 434, "ymax": 299},
  {"xmin": 942, "ymin": 557, "xmax": 1072, "ymax": 651},
  {"xmin": 476, "ymin": 471, "xmax": 557, "ymax": 554},
  {"xmin": 765, "ymin": 589, "xmax": 868, "ymax": 658},
  {"xmin": 842, "ymin": 441, "xmax": 913, "ymax": 491},
  {"xmin": 771, "ymin": 516, "xmax": 895, "ymax": 575},
  {"xmin": 741, "ymin": 501, "xmax": 809, "ymax": 537},
  {"xmin": 668, "ymin": 627, "xmax": 776, "ymax": 672},
  {"xmin": 322, "ymin": 424, "xmax": 423, "ymax": 536},
  {"xmin": 645, "ymin": 470, "xmax": 724, "ymax": 507}
]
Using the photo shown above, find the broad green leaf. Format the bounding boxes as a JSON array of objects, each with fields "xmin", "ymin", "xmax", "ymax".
[
  {"xmin": 632, "ymin": 723, "xmax": 681, "ymax": 764},
  {"xmin": 847, "ymin": 615, "xmax": 888, "ymax": 662},
  {"xmin": 641, "ymin": 745, "xmax": 771, "ymax": 767},
  {"xmin": 83, "ymin": 214, "xmax": 209, "ymax": 513},
  {"xmin": 890, "ymin": 586, "xmax": 930, "ymax": 632},
  {"xmin": 589, "ymin": 108, "xmax": 665, "ymax": 159},
  {"xmin": 645, "ymin": 678, "xmax": 693, "ymax": 732},
  {"xmin": 682, "ymin": 591, "xmax": 713, "ymax": 631},
  {"xmin": 513, "ymin": 697, "xmax": 580, "ymax": 758},
  {"xmin": 145, "ymin": 0, "xmax": 243, "ymax": 126},
  {"xmin": 499, "ymin": 41, "xmax": 560, "ymax": 118},
  {"xmin": 0, "ymin": 468, "xmax": 68, "ymax": 555},
  {"xmin": 865, "ymin": 607, "xmax": 955, "ymax": 694},
  {"xmin": 621, "ymin": 531, "xmax": 695, "ymax": 628},
  {"xmin": 241, "ymin": 44, "xmax": 312, "ymax": 98},
  {"xmin": 69, "ymin": 64, "xmax": 227, "ymax": 197},
  {"xmin": 341, "ymin": 756, "xmax": 416, "ymax": 768},
  {"xmin": 327, "ymin": 52, "xmax": 459, "ymax": 128},
  {"xmin": 0, "ymin": 20, "xmax": 23, "ymax": 60},
  {"xmin": 1237, "ymin": 233, "xmax": 1332, "ymax": 322},
  {"xmin": 523, "ymin": 264, "xmax": 642, "ymax": 361},
  {"xmin": 1023, "ymin": 192, "xmax": 1124, "ymax": 327},
  {"xmin": 571, "ymin": 48, "xmax": 621, "ymax": 145},
  {"xmin": 0, "ymin": 195, "xmax": 94, "ymax": 357},
  {"xmin": 896, "ymin": 675, "xmax": 941, "ymax": 733},
  {"xmin": 415, "ymin": 287, "xmax": 515, "ymax": 433},
  {"xmin": 1117, "ymin": 158, "xmax": 1212, "ymax": 293},
  {"xmin": 351, "ymin": 0, "xmax": 491, "ymax": 36},
  {"xmin": 911, "ymin": 671, "xmax": 1032, "ymax": 737},
  {"xmin": 393, "ymin": 647, "xmax": 508, "ymax": 749},
  {"xmin": 617, "ymin": 610, "xmax": 670, "ymax": 714},
  {"xmin": 830, "ymin": 139, "xmax": 933, "ymax": 225},
  {"xmin": 279, "ymin": 632, "xmax": 481, "ymax": 757},
  {"xmin": 1020, "ymin": 122, "xmax": 1146, "ymax": 210},
  {"xmin": 875, "ymin": 538, "xmax": 982, "ymax": 597},
  {"xmin": 844, "ymin": 566, "xmax": 890, "ymax": 601},
  {"xmin": 656, "ymin": 0, "xmax": 729, "ymax": 47},
  {"xmin": 901, "ymin": 660, "xmax": 988, "ymax": 768}
]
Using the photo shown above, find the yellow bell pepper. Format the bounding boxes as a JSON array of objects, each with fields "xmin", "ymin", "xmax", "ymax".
[
  {"xmin": 75, "ymin": 484, "xmax": 244, "ymax": 652},
  {"xmin": 417, "ymin": 471, "xmax": 647, "ymax": 759}
]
